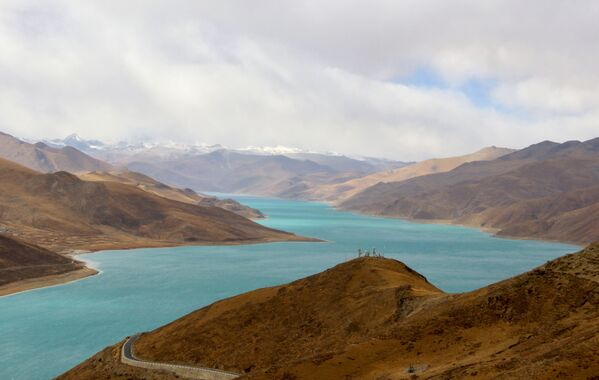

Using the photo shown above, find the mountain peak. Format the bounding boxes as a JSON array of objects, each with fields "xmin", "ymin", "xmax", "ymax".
[{"xmin": 64, "ymin": 133, "xmax": 83, "ymax": 142}]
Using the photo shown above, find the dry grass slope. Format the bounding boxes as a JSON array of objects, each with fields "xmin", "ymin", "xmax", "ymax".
[
  {"xmin": 0, "ymin": 157, "xmax": 305, "ymax": 253},
  {"xmin": 80, "ymin": 170, "xmax": 264, "ymax": 219}
]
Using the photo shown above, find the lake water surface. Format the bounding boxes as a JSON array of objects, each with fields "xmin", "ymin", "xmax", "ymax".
[{"xmin": 0, "ymin": 197, "xmax": 578, "ymax": 379}]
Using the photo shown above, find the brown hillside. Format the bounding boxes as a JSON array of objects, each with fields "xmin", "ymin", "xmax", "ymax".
[
  {"xmin": 0, "ymin": 131, "xmax": 111, "ymax": 173},
  {"xmin": 80, "ymin": 171, "xmax": 264, "ymax": 219},
  {"xmin": 0, "ymin": 157, "xmax": 306, "ymax": 253},
  {"xmin": 60, "ymin": 243, "xmax": 599, "ymax": 379},
  {"xmin": 309, "ymin": 146, "xmax": 513, "ymax": 202},
  {"xmin": 0, "ymin": 234, "xmax": 86, "ymax": 288},
  {"xmin": 342, "ymin": 138, "xmax": 599, "ymax": 244},
  {"xmin": 460, "ymin": 185, "xmax": 599, "ymax": 244}
]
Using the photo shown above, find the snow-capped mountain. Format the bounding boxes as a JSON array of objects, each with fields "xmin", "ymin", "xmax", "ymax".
[
  {"xmin": 46, "ymin": 133, "xmax": 106, "ymax": 151},
  {"xmin": 238, "ymin": 145, "xmax": 326, "ymax": 156},
  {"xmin": 43, "ymin": 135, "xmax": 227, "ymax": 161},
  {"xmin": 40, "ymin": 134, "xmax": 409, "ymax": 199},
  {"xmin": 45, "ymin": 133, "xmax": 408, "ymax": 168},
  {"xmin": 44, "ymin": 135, "xmax": 341, "ymax": 160}
]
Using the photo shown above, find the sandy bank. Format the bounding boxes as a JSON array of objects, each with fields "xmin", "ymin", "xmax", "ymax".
[{"xmin": 0, "ymin": 266, "xmax": 98, "ymax": 297}]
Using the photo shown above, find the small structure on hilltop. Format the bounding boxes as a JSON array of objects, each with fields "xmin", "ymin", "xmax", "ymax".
[{"xmin": 357, "ymin": 248, "xmax": 384, "ymax": 258}]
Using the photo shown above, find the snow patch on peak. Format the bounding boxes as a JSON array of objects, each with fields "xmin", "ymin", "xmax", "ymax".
[
  {"xmin": 64, "ymin": 133, "xmax": 83, "ymax": 142},
  {"xmin": 240, "ymin": 145, "xmax": 311, "ymax": 155}
]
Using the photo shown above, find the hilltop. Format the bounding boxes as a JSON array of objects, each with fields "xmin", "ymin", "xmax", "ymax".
[{"xmin": 60, "ymin": 243, "xmax": 599, "ymax": 379}]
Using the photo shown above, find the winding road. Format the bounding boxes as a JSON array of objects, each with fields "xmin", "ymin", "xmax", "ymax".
[{"xmin": 121, "ymin": 334, "xmax": 240, "ymax": 380}]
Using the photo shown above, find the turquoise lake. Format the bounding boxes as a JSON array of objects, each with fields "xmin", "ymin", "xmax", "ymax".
[{"xmin": 0, "ymin": 196, "xmax": 578, "ymax": 379}]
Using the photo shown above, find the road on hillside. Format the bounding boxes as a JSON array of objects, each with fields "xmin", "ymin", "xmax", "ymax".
[{"xmin": 121, "ymin": 333, "xmax": 240, "ymax": 380}]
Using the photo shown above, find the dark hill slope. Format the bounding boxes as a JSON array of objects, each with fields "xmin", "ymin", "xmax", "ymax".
[{"xmin": 0, "ymin": 235, "xmax": 85, "ymax": 288}]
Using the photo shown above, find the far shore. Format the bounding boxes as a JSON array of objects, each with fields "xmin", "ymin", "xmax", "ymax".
[{"xmin": 327, "ymin": 202, "xmax": 585, "ymax": 247}]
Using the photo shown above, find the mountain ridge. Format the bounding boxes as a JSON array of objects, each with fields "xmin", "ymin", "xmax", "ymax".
[
  {"xmin": 42, "ymin": 134, "xmax": 409, "ymax": 197},
  {"xmin": 341, "ymin": 138, "xmax": 599, "ymax": 244},
  {"xmin": 0, "ymin": 132, "xmax": 111, "ymax": 173},
  {"xmin": 307, "ymin": 146, "xmax": 514, "ymax": 202}
]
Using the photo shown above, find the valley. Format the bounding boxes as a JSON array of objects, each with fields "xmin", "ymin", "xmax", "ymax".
[
  {"xmin": 2, "ymin": 3, "xmax": 598, "ymax": 378},
  {"xmin": 0, "ymin": 133, "xmax": 596, "ymax": 380},
  {"xmin": 43, "ymin": 134, "xmax": 599, "ymax": 246},
  {"xmin": 0, "ymin": 196, "xmax": 577, "ymax": 379}
]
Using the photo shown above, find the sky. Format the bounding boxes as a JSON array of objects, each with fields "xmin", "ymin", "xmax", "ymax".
[{"xmin": 0, "ymin": 1, "xmax": 598, "ymax": 160}]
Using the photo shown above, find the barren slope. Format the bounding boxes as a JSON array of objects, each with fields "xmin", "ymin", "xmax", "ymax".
[
  {"xmin": 309, "ymin": 146, "xmax": 513, "ymax": 202},
  {"xmin": 342, "ymin": 138, "xmax": 599, "ymax": 244},
  {"xmin": 0, "ymin": 158, "xmax": 306, "ymax": 253},
  {"xmin": 80, "ymin": 171, "xmax": 264, "ymax": 219},
  {"xmin": 60, "ymin": 243, "xmax": 599, "ymax": 379},
  {"xmin": 459, "ymin": 185, "xmax": 599, "ymax": 243},
  {"xmin": 0, "ymin": 234, "xmax": 86, "ymax": 288}
]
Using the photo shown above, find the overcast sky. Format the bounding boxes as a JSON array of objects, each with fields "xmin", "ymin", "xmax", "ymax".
[{"xmin": 0, "ymin": 1, "xmax": 598, "ymax": 160}]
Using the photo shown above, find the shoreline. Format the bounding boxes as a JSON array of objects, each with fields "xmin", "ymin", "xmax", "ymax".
[
  {"xmin": 242, "ymin": 195, "xmax": 584, "ymax": 247},
  {"xmin": 0, "ymin": 234, "xmax": 323, "ymax": 298},
  {"xmin": 0, "ymin": 266, "xmax": 99, "ymax": 298},
  {"xmin": 0, "ymin": 199, "xmax": 582, "ymax": 298},
  {"xmin": 330, "ymin": 204, "xmax": 584, "ymax": 247}
]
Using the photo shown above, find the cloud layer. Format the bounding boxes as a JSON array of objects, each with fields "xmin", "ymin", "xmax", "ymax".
[{"xmin": 0, "ymin": 0, "xmax": 597, "ymax": 160}]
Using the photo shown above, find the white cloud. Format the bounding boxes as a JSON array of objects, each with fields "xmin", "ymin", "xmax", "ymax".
[
  {"xmin": 0, "ymin": 0, "xmax": 597, "ymax": 160},
  {"xmin": 492, "ymin": 78, "xmax": 599, "ymax": 114}
]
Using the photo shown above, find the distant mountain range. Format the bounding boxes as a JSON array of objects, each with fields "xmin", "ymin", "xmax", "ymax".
[
  {"xmin": 2, "ymin": 131, "xmax": 597, "ymax": 244},
  {"xmin": 45, "ymin": 133, "xmax": 404, "ymax": 167},
  {"xmin": 43, "ymin": 134, "xmax": 410, "ymax": 197},
  {"xmin": 0, "ymin": 132, "xmax": 111, "ymax": 173}
]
